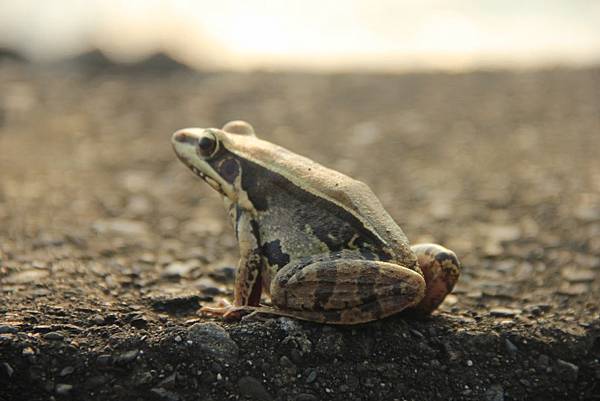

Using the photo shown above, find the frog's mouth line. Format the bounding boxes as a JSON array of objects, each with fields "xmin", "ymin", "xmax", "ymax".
[
  {"xmin": 189, "ymin": 164, "xmax": 221, "ymax": 192},
  {"xmin": 173, "ymin": 148, "xmax": 236, "ymax": 199}
]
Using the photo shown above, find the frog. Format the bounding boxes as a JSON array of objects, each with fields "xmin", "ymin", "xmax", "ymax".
[{"xmin": 171, "ymin": 120, "xmax": 460, "ymax": 324}]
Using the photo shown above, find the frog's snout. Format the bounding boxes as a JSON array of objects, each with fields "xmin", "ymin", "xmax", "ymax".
[{"xmin": 172, "ymin": 129, "xmax": 197, "ymax": 146}]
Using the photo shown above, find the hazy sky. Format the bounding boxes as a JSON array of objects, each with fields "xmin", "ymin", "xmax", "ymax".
[{"xmin": 1, "ymin": 0, "xmax": 599, "ymax": 70}]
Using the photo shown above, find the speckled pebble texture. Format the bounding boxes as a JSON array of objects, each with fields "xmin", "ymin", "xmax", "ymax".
[{"xmin": 0, "ymin": 61, "xmax": 599, "ymax": 400}]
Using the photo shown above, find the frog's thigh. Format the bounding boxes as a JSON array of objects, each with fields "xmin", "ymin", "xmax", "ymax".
[
  {"xmin": 410, "ymin": 243, "xmax": 461, "ymax": 315},
  {"xmin": 270, "ymin": 259, "xmax": 425, "ymax": 324}
]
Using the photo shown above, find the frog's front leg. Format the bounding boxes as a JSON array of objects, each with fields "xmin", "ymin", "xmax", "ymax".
[
  {"xmin": 409, "ymin": 243, "xmax": 461, "ymax": 315},
  {"xmin": 200, "ymin": 209, "xmax": 263, "ymax": 319},
  {"xmin": 265, "ymin": 254, "xmax": 426, "ymax": 324}
]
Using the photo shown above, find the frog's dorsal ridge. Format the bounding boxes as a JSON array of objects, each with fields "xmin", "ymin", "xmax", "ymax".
[{"xmin": 223, "ymin": 131, "xmax": 414, "ymax": 262}]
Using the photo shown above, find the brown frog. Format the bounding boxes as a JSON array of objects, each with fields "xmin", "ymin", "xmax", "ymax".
[{"xmin": 171, "ymin": 121, "xmax": 460, "ymax": 324}]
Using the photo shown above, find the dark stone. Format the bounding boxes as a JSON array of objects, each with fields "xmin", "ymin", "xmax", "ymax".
[
  {"xmin": 59, "ymin": 366, "xmax": 75, "ymax": 376},
  {"xmin": 504, "ymin": 338, "xmax": 518, "ymax": 356},
  {"xmin": 295, "ymin": 394, "xmax": 318, "ymax": 401},
  {"xmin": 32, "ymin": 325, "xmax": 53, "ymax": 333},
  {"xmin": 43, "ymin": 331, "xmax": 64, "ymax": 341},
  {"xmin": 55, "ymin": 383, "xmax": 73, "ymax": 395},
  {"xmin": 556, "ymin": 359, "xmax": 578, "ymax": 381},
  {"xmin": 129, "ymin": 313, "xmax": 148, "ymax": 328},
  {"xmin": 0, "ymin": 325, "xmax": 18, "ymax": 334},
  {"xmin": 113, "ymin": 349, "xmax": 139, "ymax": 365},
  {"xmin": 237, "ymin": 376, "xmax": 272, "ymax": 401},
  {"xmin": 210, "ymin": 266, "xmax": 236, "ymax": 282},
  {"xmin": 2, "ymin": 362, "xmax": 14, "ymax": 377},
  {"xmin": 188, "ymin": 323, "xmax": 238, "ymax": 362},
  {"xmin": 96, "ymin": 354, "xmax": 112, "ymax": 366},
  {"xmin": 149, "ymin": 294, "xmax": 202, "ymax": 313}
]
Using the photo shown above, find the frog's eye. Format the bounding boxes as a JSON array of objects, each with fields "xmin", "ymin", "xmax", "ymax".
[{"xmin": 197, "ymin": 132, "xmax": 219, "ymax": 158}]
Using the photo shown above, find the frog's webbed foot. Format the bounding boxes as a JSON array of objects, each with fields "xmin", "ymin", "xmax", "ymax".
[
  {"xmin": 239, "ymin": 306, "xmax": 296, "ymax": 322},
  {"xmin": 409, "ymin": 243, "xmax": 461, "ymax": 315},
  {"xmin": 200, "ymin": 299, "xmax": 258, "ymax": 321}
]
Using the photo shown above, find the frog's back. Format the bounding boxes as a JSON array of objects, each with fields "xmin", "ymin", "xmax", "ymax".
[{"xmin": 226, "ymin": 133, "xmax": 417, "ymax": 269}]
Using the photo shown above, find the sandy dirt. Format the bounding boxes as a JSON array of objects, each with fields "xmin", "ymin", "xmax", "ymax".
[{"xmin": 0, "ymin": 62, "xmax": 599, "ymax": 400}]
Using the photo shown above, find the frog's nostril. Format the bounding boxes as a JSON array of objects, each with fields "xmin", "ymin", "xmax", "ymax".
[{"xmin": 172, "ymin": 130, "xmax": 195, "ymax": 145}]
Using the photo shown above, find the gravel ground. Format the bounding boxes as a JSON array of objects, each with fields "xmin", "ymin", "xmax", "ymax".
[{"xmin": 0, "ymin": 61, "xmax": 599, "ymax": 401}]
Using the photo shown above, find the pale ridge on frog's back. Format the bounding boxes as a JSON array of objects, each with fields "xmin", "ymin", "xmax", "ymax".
[
  {"xmin": 171, "ymin": 120, "xmax": 461, "ymax": 324},
  {"xmin": 221, "ymin": 131, "xmax": 416, "ymax": 267}
]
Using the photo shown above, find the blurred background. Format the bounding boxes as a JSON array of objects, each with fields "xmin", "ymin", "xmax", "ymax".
[{"xmin": 1, "ymin": 0, "xmax": 600, "ymax": 71}]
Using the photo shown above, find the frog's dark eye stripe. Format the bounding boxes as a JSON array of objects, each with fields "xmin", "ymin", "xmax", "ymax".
[{"xmin": 197, "ymin": 133, "xmax": 219, "ymax": 158}]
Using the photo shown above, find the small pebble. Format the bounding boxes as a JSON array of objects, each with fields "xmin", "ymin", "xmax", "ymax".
[
  {"xmin": 33, "ymin": 325, "xmax": 52, "ymax": 333},
  {"xmin": 194, "ymin": 277, "xmax": 223, "ymax": 296},
  {"xmin": 504, "ymin": 339, "xmax": 518, "ymax": 356},
  {"xmin": 561, "ymin": 268, "xmax": 596, "ymax": 283},
  {"xmin": 162, "ymin": 261, "xmax": 197, "ymax": 278},
  {"xmin": 96, "ymin": 354, "xmax": 112, "ymax": 366},
  {"xmin": 2, "ymin": 269, "xmax": 49, "ymax": 284},
  {"xmin": 556, "ymin": 359, "xmax": 579, "ymax": 381},
  {"xmin": 60, "ymin": 366, "xmax": 75, "ymax": 376},
  {"xmin": 129, "ymin": 314, "xmax": 148, "ymax": 328},
  {"xmin": 0, "ymin": 325, "xmax": 18, "ymax": 334},
  {"xmin": 490, "ymin": 307, "xmax": 522, "ymax": 317},
  {"xmin": 409, "ymin": 329, "xmax": 424, "ymax": 339},
  {"xmin": 92, "ymin": 315, "xmax": 106, "ymax": 325},
  {"xmin": 55, "ymin": 384, "xmax": 73, "ymax": 395},
  {"xmin": 43, "ymin": 331, "xmax": 64, "ymax": 341},
  {"xmin": 557, "ymin": 284, "xmax": 589, "ymax": 296},
  {"xmin": 31, "ymin": 260, "xmax": 47, "ymax": 269},
  {"xmin": 149, "ymin": 293, "xmax": 201, "ymax": 313},
  {"xmin": 305, "ymin": 369, "xmax": 317, "ymax": 384},
  {"xmin": 2, "ymin": 362, "xmax": 14, "ymax": 377},
  {"xmin": 210, "ymin": 265, "xmax": 236, "ymax": 282},
  {"xmin": 114, "ymin": 349, "xmax": 139, "ymax": 365}
]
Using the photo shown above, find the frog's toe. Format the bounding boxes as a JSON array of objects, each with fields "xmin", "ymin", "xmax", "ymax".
[
  {"xmin": 410, "ymin": 243, "xmax": 461, "ymax": 315},
  {"xmin": 200, "ymin": 304, "xmax": 258, "ymax": 321},
  {"xmin": 199, "ymin": 298, "xmax": 232, "ymax": 315},
  {"xmin": 222, "ymin": 306, "xmax": 258, "ymax": 321},
  {"xmin": 199, "ymin": 305, "xmax": 230, "ymax": 316}
]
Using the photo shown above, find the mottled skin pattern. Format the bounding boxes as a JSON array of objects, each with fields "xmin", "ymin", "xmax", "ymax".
[{"xmin": 171, "ymin": 121, "xmax": 461, "ymax": 324}]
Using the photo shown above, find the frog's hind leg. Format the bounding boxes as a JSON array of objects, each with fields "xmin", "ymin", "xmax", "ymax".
[
  {"xmin": 244, "ymin": 298, "xmax": 419, "ymax": 325},
  {"xmin": 409, "ymin": 243, "xmax": 461, "ymax": 315},
  {"xmin": 268, "ymin": 257, "xmax": 426, "ymax": 325}
]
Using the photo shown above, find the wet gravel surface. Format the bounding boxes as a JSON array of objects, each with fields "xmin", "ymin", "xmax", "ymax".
[{"xmin": 0, "ymin": 63, "xmax": 599, "ymax": 400}]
